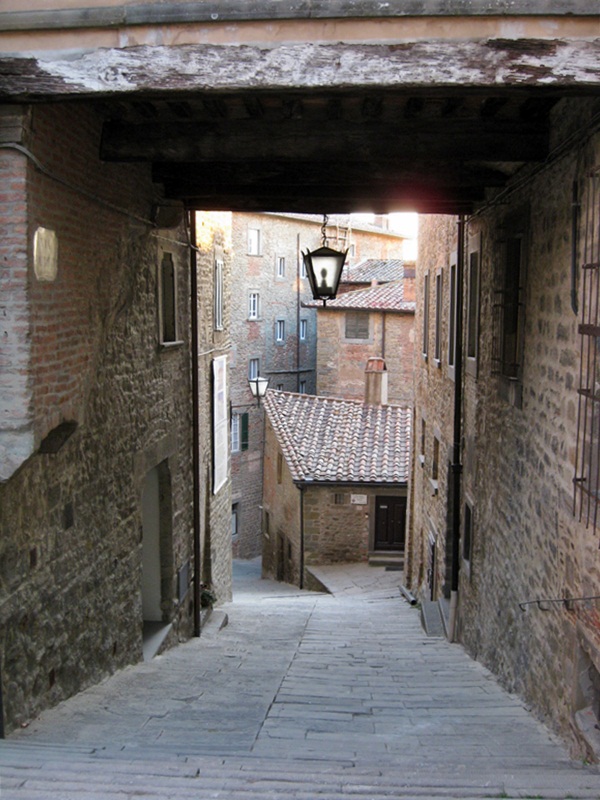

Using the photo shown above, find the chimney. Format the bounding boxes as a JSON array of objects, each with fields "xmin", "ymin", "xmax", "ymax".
[{"xmin": 365, "ymin": 357, "xmax": 388, "ymax": 406}]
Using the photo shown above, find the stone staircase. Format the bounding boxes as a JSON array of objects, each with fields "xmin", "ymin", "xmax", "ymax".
[{"xmin": 2, "ymin": 740, "xmax": 600, "ymax": 799}]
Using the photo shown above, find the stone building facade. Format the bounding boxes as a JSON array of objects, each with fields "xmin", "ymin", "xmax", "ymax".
[
  {"xmin": 311, "ymin": 281, "xmax": 415, "ymax": 407},
  {"xmin": 229, "ymin": 213, "xmax": 408, "ymax": 559},
  {"xmin": 0, "ymin": 105, "xmax": 232, "ymax": 734},
  {"xmin": 408, "ymin": 102, "xmax": 600, "ymax": 757},
  {"xmin": 262, "ymin": 390, "xmax": 411, "ymax": 587}
]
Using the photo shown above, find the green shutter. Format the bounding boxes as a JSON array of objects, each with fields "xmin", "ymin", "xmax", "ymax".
[{"xmin": 241, "ymin": 413, "xmax": 249, "ymax": 451}]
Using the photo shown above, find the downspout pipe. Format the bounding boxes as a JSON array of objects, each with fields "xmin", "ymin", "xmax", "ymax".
[
  {"xmin": 299, "ymin": 485, "xmax": 305, "ymax": 590},
  {"xmin": 189, "ymin": 210, "xmax": 202, "ymax": 638},
  {"xmin": 449, "ymin": 215, "xmax": 466, "ymax": 642}
]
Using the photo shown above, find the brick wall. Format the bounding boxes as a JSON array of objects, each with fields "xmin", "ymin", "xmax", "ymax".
[{"xmin": 0, "ymin": 103, "xmax": 229, "ymax": 733}]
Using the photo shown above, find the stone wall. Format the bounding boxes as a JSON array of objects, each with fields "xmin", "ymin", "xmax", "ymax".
[
  {"xmin": 316, "ymin": 308, "xmax": 415, "ymax": 405},
  {"xmin": 261, "ymin": 416, "xmax": 301, "ymax": 584},
  {"xmin": 0, "ymin": 102, "xmax": 229, "ymax": 733},
  {"xmin": 194, "ymin": 212, "xmax": 234, "ymax": 606},
  {"xmin": 409, "ymin": 98, "xmax": 600, "ymax": 755}
]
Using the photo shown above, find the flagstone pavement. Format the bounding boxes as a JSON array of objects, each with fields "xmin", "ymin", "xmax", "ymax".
[{"xmin": 1, "ymin": 558, "xmax": 600, "ymax": 799}]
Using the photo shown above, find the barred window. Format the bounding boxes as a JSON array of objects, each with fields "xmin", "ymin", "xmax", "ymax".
[
  {"xmin": 492, "ymin": 211, "xmax": 528, "ymax": 407},
  {"xmin": 574, "ymin": 168, "xmax": 600, "ymax": 531}
]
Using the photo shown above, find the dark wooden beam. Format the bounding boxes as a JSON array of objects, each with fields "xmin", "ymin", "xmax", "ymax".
[
  {"xmin": 152, "ymin": 160, "xmax": 509, "ymax": 190},
  {"xmin": 102, "ymin": 117, "xmax": 549, "ymax": 164},
  {"xmin": 179, "ymin": 191, "xmax": 475, "ymax": 215}
]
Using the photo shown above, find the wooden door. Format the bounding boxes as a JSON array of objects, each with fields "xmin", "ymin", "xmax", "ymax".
[{"xmin": 374, "ymin": 496, "xmax": 406, "ymax": 551}]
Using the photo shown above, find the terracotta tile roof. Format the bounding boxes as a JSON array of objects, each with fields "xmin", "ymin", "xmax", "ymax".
[
  {"xmin": 342, "ymin": 259, "xmax": 405, "ymax": 284},
  {"xmin": 264, "ymin": 391, "xmax": 411, "ymax": 485},
  {"xmin": 304, "ymin": 281, "xmax": 415, "ymax": 313}
]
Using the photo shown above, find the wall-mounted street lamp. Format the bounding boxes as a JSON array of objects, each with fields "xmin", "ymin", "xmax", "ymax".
[
  {"xmin": 302, "ymin": 214, "xmax": 348, "ymax": 306},
  {"xmin": 248, "ymin": 376, "xmax": 270, "ymax": 406}
]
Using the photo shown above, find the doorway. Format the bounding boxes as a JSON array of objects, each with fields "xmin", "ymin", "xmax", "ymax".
[
  {"xmin": 141, "ymin": 462, "xmax": 173, "ymax": 659},
  {"xmin": 374, "ymin": 496, "xmax": 406, "ymax": 551}
]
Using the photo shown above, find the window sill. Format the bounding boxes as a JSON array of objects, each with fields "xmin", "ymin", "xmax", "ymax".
[
  {"xmin": 418, "ymin": 454, "xmax": 425, "ymax": 468},
  {"xmin": 159, "ymin": 339, "xmax": 185, "ymax": 351},
  {"xmin": 433, "ymin": 358, "xmax": 442, "ymax": 369},
  {"xmin": 429, "ymin": 478, "xmax": 439, "ymax": 496}
]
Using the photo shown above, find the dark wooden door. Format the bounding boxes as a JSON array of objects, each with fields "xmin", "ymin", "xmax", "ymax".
[{"xmin": 374, "ymin": 496, "xmax": 406, "ymax": 551}]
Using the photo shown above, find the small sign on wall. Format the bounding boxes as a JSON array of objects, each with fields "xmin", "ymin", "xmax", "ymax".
[
  {"xmin": 33, "ymin": 226, "xmax": 58, "ymax": 282},
  {"xmin": 351, "ymin": 494, "xmax": 368, "ymax": 505}
]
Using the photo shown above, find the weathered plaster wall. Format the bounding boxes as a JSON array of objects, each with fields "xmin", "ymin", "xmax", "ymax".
[{"xmin": 0, "ymin": 102, "xmax": 215, "ymax": 733}]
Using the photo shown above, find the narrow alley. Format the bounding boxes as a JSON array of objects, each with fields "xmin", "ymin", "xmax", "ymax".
[{"xmin": 1, "ymin": 560, "xmax": 599, "ymax": 799}]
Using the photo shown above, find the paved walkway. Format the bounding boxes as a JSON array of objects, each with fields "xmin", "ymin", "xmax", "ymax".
[{"xmin": 1, "ymin": 559, "xmax": 600, "ymax": 799}]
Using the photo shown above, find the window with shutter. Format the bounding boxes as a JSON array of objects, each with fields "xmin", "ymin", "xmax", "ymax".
[
  {"xmin": 241, "ymin": 413, "xmax": 249, "ymax": 451},
  {"xmin": 345, "ymin": 311, "xmax": 369, "ymax": 340}
]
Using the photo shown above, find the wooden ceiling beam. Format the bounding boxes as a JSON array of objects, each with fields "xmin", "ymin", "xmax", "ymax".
[
  {"xmin": 152, "ymin": 160, "xmax": 509, "ymax": 190},
  {"xmin": 179, "ymin": 193, "xmax": 475, "ymax": 214},
  {"xmin": 101, "ymin": 117, "xmax": 549, "ymax": 163}
]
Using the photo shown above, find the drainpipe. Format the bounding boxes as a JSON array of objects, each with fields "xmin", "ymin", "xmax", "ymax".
[
  {"xmin": 299, "ymin": 485, "xmax": 305, "ymax": 589},
  {"xmin": 0, "ymin": 664, "xmax": 4, "ymax": 739},
  {"xmin": 449, "ymin": 215, "xmax": 466, "ymax": 642},
  {"xmin": 381, "ymin": 311, "xmax": 386, "ymax": 359},
  {"xmin": 189, "ymin": 210, "xmax": 202, "ymax": 637},
  {"xmin": 297, "ymin": 233, "xmax": 301, "ymax": 393}
]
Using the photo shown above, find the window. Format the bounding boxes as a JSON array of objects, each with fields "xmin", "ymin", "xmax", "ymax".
[
  {"xmin": 232, "ymin": 504, "xmax": 239, "ymax": 539},
  {"xmin": 248, "ymin": 291, "xmax": 259, "ymax": 320},
  {"xmin": 231, "ymin": 413, "xmax": 240, "ymax": 453},
  {"xmin": 299, "ymin": 380, "xmax": 306, "ymax": 394},
  {"xmin": 419, "ymin": 418, "xmax": 426, "ymax": 466},
  {"xmin": 277, "ymin": 452, "xmax": 283, "ymax": 484},
  {"xmin": 422, "ymin": 271, "xmax": 430, "ymax": 358},
  {"xmin": 248, "ymin": 227, "xmax": 261, "ymax": 255},
  {"xmin": 430, "ymin": 435, "xmax": 440, "ymax": 495},
  {"xmin": 492, "ymin": 212, "xmax": 527, "ymax": 406},
  {"xmin": 300, "ymin": 319, "xmax": 307, "ymax": 340},
  {"xmin": 333, "ymin": 493, "xmax": 349, "ymax": 505},
  {"xmin": 249, "ymin": 358, "xmax": 259, "ymax": 380},
  {"xmin": 345, "ymin": 311, "xmax": 369, "ymax": 340},
  {"xmin": 231, "ymin": 412, "xmax": 249, "ymax": 453},
  {"xmin": 574, "ymin": 171, "xmax": 600, "ymax": 531},
  {"xmin": 448, "ymin": 259, "xmax": 457, "ymax": 376},
  {"xmin": 466, "ymin": 246, "xmax": 480, "ymax": 375},
  {"xmin": 276, "ymin": 383, "xmax": 284, "ymax": 391},
  {"xmin": 212, "ymin": 355, "xmax": 228, "ymax": 494},
  {"xmin": 214, "ymin": 254, "xmax": 224, "ymax": 331},
  {"xmin": 276, "ymin": 256, "xmax": 286, "ymax": 278},
  {"xmin": 275, "ymin": 319, "xmax": 285, "ymax": 343},
  {"xmin": 463, "ymin": 501, "xmax": 473, "ymax": 564},
  {"xmin": 432, "ymin": 436, "xmax": 440, "ymax": 481},
  {"xmin": 159, "ymin": 252, "xmax": 177, "ymax": 344},
  {"xmin": 434, "ymin": 270, "xmax": 443, "ymax": 364}
]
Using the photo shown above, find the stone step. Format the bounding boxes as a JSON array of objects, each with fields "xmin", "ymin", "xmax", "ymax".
[
  {"xmin": 368, "ymin": 551, "xmax": 404, "ymax": 568},
  {"xmin": 2, "ymin": 744, "xmax": 599, "ymax": 799}
]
